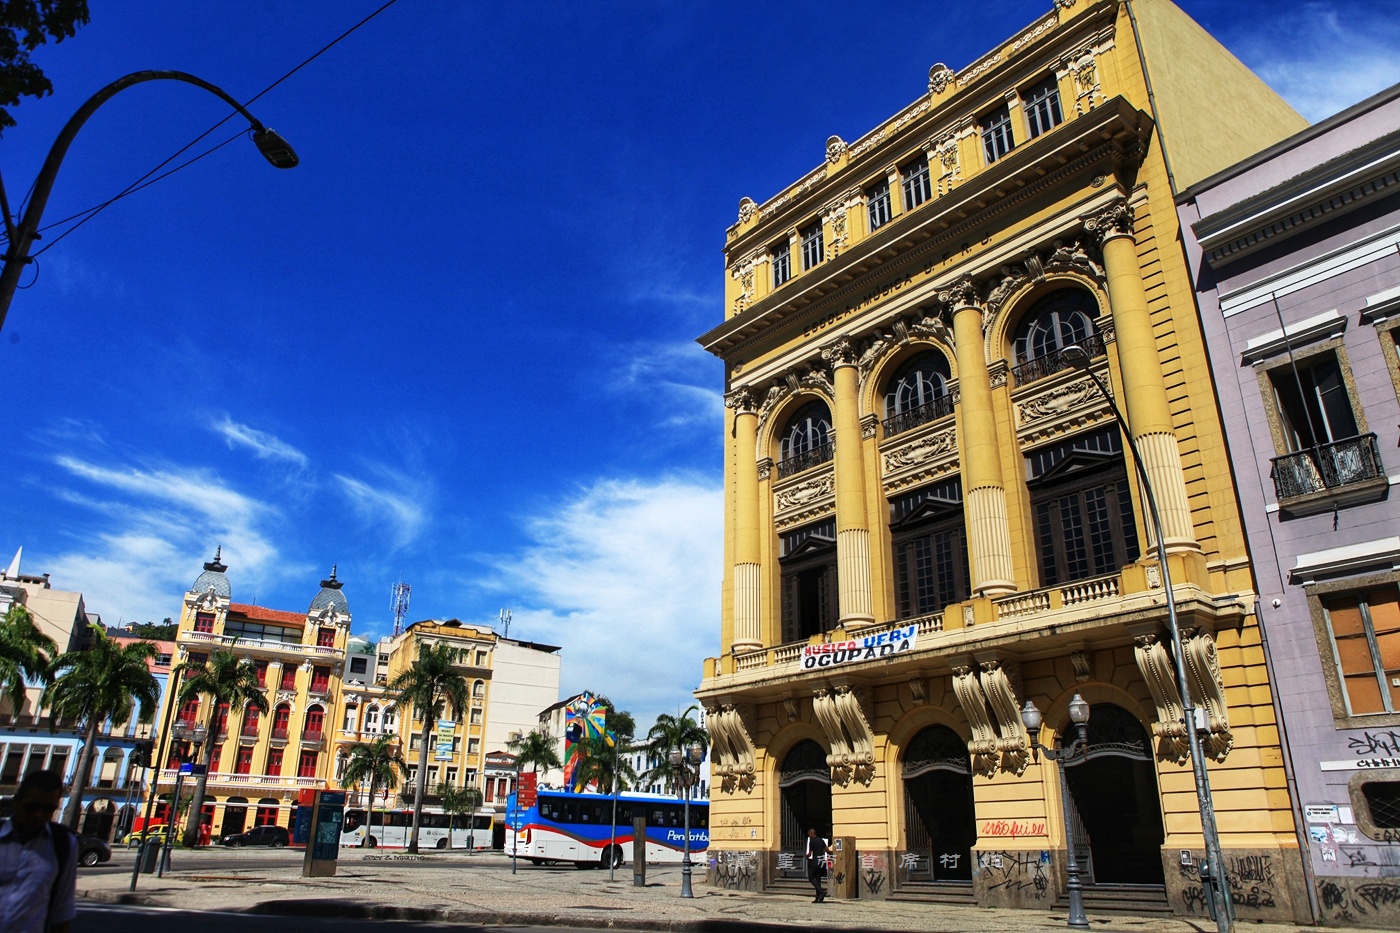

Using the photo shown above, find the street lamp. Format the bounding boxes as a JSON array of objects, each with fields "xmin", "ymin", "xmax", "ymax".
[
  {"xmin": 1021, "ymin": 694, "xmax": 1092, "ymax": 929},
  {"xmin": 669, "ymin": 742, "xmax": 704, "ymax": 899},
  {"xmin": 158, "ymin": 719, "xmax": 207, "ymax": 877},
  {"xmin": 1062, "ymin": 345, "xmax": 1232, "ymax": 932},
  {"xmin": 609, "ymin": 733, "xmax": 632, "ymax": 882},
  {"xmin": 0, "ymin": 69, "xmax": 298, "ymax": 336}
]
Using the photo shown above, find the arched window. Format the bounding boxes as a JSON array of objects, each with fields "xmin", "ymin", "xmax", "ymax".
[
  {"xmin": 242, "ymin": 706, "xmax": 260, "ymax": 738},
  {"xmin": 364, "ymin": 705, "xmax": 381, "ymax": 733},
  {"xmin": 473, "ymin": 680, "xmax": 486, "ymax": 698},
  {"xmin": 343, "ymin": 706, "xmax": 357, "ymax": 732},
  {"xmin": 778, "ymin": 401, "xmax": 833, "ymax": 478},
  {"xmin": 883, "ymin": 351, "xmax": 952, "ymax": 436},
  {"xmin": 272, "ymin": 703, "xmax": 291, "ymax": 738},
  {"xmin": 304, "ymin": 705, "xmax": 325, "ymax": 739},
  {"xmin": 383, "ymin": 707, "xmax": 399, "ymax": 732},
  {"xmin": 1011, "ymin": 289, "xmax": 1102, "ymax": 384}
]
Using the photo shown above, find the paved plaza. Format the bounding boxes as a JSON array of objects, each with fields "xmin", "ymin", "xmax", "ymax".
[{"xmin": 78, "ymin": 850, "xmax": 1329, "ymax": 933}]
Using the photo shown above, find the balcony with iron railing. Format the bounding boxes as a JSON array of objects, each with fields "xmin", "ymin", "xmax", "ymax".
[
  {"xmin": 155, "ymin": 768, "xmax": 325, "ymax": 790},
  {"xmin": 1011, "ymin": 331, "xmax": 1106, "ymax": 387},
  {"xmin": 302, "ymin": 730, "xmax": 324, "ymax": 747},
  {"xmin": 184, "ymin": 630, "xmax": 345, "ymax": 661},
  {"xmin": 240, "ymin": 724, "xmax": 260, "ymax": 738},
  {"xmin": 882, "ymin": 395, "xmax": 954, "ymax": 439},
  {"xmin": 1270, "ymin": 434, "xmax": 1386, "ymax": 509},
  {"xmin": 777, "ymin": 441, "xmax": 834, "ymax": 479},
  {"xmin": 270, "ymin": 728, "xmax": 290, "ymax": 743}
]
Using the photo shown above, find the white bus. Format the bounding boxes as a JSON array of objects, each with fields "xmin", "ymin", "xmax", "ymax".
[
  {"xmin": 340, "ymin": 808, "xmax": 493, "ymax": 849},
  {"xmin": 508, "ymin": 790, "xmax": 708, "ymax": 869}
]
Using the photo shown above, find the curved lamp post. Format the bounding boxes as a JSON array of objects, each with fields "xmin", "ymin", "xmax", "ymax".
[
  {"xmin": 1021, "ymin": 694, "xmax": 1091, "ymax": 929},
  {"xmin": 670, "ymin": 742, "xmax": 704, "ymax": 898},
  {"xmin": 0, "ymin": 69, "xmax": 298, "ymax": 335},
  {"xmin": 1061, "ymin": 345, "xmax": 1232, "ymax": 932}
]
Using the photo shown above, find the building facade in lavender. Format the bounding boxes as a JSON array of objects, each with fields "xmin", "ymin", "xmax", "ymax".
[
  {"xmin": 697, "ymin": 0, "xmax": 1318, "ymax": 923},
  {"xmin": 1179, "ymin": 83, "xmax": 1400, "ymax": 928}
]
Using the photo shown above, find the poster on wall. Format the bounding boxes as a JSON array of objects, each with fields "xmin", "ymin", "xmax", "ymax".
[
  {"xmin": 800, "ymin": 624, "xmax": 918, "ymax": 670},
  {"xmin": 434, "ymin": 719, "xmax": 455, "ymax": 761}
]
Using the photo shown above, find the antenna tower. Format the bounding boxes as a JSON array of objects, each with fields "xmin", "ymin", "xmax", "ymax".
[
  {"xmin": 391, "ymin": 580, "xmax": 411, "ymax": 637},
  {"xmin": 498, "ymin": 608, "xmax": 511, "ymax": 638}
]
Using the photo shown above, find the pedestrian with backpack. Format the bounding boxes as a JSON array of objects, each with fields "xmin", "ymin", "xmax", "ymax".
[{"xmin": 0, "ymin": 770, "xmax": 77, "ymax": 933}]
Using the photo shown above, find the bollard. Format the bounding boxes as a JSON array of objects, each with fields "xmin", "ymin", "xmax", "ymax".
[{"xmin": 633, "ymin": 814, "xmax": 647, "ymax": 887}]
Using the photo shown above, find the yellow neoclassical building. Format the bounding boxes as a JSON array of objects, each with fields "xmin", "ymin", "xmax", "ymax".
[{"xmin": 697, "ymin": 0, "xmax": 1312, "ymax": 922}]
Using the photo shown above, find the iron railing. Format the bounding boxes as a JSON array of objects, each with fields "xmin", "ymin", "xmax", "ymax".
[
  {"xmin": 1270, "ymin": 434, "xmax": 1385, "ymax": 500},
  {"xmin": 1011, "ymin": 331, "xmax": 1106, "ymax": 386},
  {"xmin": 882, "ymin": 395, "xmax": 954, "ymax": 438},
  {"xmin": 777, "ymin": 441, "xmax": 834, "ymax": 479}
]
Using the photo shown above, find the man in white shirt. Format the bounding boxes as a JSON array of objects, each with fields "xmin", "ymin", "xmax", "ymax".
[{"xmin": 0, "ymin": 770, "xmax": 77, "ymax": 933}]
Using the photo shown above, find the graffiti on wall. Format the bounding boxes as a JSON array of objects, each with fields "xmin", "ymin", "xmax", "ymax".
[
  {"xmin": 977, "ymin": 850, "xmax": 1050, "ymax": 899},
  {"xmin": 1177, "ymin": 853, "xmax": 1278, "ymax": 913},
  {"xmin": 980, "ymin": 820, "xmax": 1046, "ymax": 838},
  {"xmin": 710, "ymin": 850, "xmax": 758, "ymax": 890},
  {"xmin": 1320, "ymin": 878, "xmax": 1400, "ymax": 924},
  {"xmin": 860, "ymin": 852, "xmax": 887, "ymax": 895}
]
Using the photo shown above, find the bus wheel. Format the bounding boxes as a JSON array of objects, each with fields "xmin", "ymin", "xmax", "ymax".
[
  {"xmin": 367, "ymin": 836, "xmax": 378, "ymax": 849},
  {"xmin": 600, "ymin": 846, "xmax": 622, "ymax": 869},
  {"xmin": 528, "ymin": 858, "xmax": 542, "ymax": 866},
  {"xmin": 436, "ymin": 838, "xmax": 448, "ymax": 850},
  {"xmin": 575, "ymin": 861, "xmax": 593, "ymax": 870}
]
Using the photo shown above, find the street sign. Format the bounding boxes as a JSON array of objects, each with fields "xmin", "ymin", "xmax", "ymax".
[
  {"xmin": 178, "ymin": 763, "xmax": 193, "ymax": 774},
  {"xmin": 518, "ymin": 771, "xmax": 538, "ymax": 808}
]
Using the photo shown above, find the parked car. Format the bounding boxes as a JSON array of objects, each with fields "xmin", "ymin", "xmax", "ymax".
[
  {"xmin": 125, "ymin": 825, "xmax": 171, "ymax": 848},
  {"xmin": 77, "ymin": 835, "xmax": 111, "ymax": 866},
  {"xmin": 220, "ymin": 825, "xmax": 289, "ymax": 848}
]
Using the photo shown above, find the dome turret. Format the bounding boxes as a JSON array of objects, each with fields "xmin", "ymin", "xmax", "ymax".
[
  {"xmin": 190, "ymin": 547, "xmax": 231, "ymax": 598},
  {"xmin": 309, "ymin": 564, "xmax": 349, "ymax": 615}
]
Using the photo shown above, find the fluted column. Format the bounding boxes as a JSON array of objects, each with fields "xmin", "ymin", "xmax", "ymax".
[
  {"xmin": 942, "ymin": 276, "xmax": 1016, "ymax": 596},
  {"xmin": 822, "ymin": 338, "xmax": 876, "ymax": 629},
  {"xmin": 1084, "ymin": 198, "xmax": 1198, "ymax": 553},
  {"xmin": 726, "ymin": 389, "xmax": 762, "ymax": 651}
]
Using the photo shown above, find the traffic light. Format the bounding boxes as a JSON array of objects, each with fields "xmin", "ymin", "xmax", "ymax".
[{"xmin": 133, "ymin": 741, "xmax": 154, "ymax": 768}]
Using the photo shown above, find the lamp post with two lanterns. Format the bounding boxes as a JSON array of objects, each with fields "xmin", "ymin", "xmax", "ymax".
[
  {"xmin": 1020, "ymin": 693, "xmax": 1092, "ymax": 930},
  {"xmin": 669, "ymin": 742, "xmax": 704, "ymax": 899},
  {"xmin": 158, "ymin": 719, "xmax": 207, "ymax": 877}
]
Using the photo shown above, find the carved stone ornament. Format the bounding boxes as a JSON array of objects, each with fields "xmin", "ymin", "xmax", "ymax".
[
  {"xmin": 820, "ymin": 336, "xmax": 859, "ymax": 368},
  {"xmin": 757, "ymin": 458, "xmax": 773, "ymax": 482},
  {"xmin": 937, "ymin": 274, "xmax": 980, "ymax": 311},
  {"xmin": 1043, "ymin": 237, "xmax": 1106, "ymax": 283},
  {"xmin": 824, "ymin": 202, "xmax": 849, "ymax": 258},
  {"xmin": 782, "ymin": 698, "xmax": 799, "ymax": 722},
  {"xmin": 1082, "ymin": 197, "xmax": 1135, "ymax": 246},
  {"xmin": 1016, "ymin": 375, "xmax": 1110, "ymax": 425},
  {"xmin": 987, "ymin": 359, "xmax": 1009, "ymax": 389},
  {"xmin": 813, "ymin": 685, "xmax": 876, "ymax": 786},
  {"xmin": 1133, "ymin": 632, "xmax": 1189, "ymax": 763},
  {"xmin": 908, "ymin": 310, "xmax": 951, "ymax": 343},
  {"xmin": 1183, "ymin": 628, "xmax": 1233, "ymax": 762},
  {"xmin": 800, "ymin": 366, "xmax": 836, "ymax": 399},
  {"xmin": 189, "ymin": 586, "xmax": 221, "ymax": 611},
  {"xmin": 276, "ymin": 690, "xmax": 298, "ymax": 707},
  {"xmin": 826, "ymin": 135, "xmax": 847, "ymax": 164},
  {"xmin": 738, "ymin": 197, "xmax": 758, "ymax": 224},
  {"xmin": 908, "ymin": 678, "xmax": 927, "ymax": 705},
  {"xmin": 1070, "ymin": 649, "xmax": 1092, "ymax": 683},
  {"xmin": 883, "ymin": 427, "xmax": 956, "ymax": 471},
  {"xmin": 1054, "ymin": 0, "xmax": 1077, "ymax": 10},
  {"xmin": 978, "ymin": 659, "xmax": 1030, "ymax": 776},
  {"xmin": 730, "ymin": 252, "xmax": 759, "ymax": 316},
  {"xmin": 951, "ymin": 665, "xmax": 1000, "ymax": 776},
  {"xmin": 860, "ymin": 414, "xmax": 880, "ymax": 440},
  {"xmin": 725, "ymin": 387, "xmax": 758, "ymax": 415},
  {"xmin": 934, "ymin": 134, "xmax": 961, "ymax": 195},
  {"xmin": 928, "ymin": 63, "xmax": 955, "ymax": 95},
  {"xmin": 706, "ymin": 703, "xmax": 757, "ymax": 793},
  {"xmin": 775, "ymin": 473, "xmax": 834, "ymax": 512}
]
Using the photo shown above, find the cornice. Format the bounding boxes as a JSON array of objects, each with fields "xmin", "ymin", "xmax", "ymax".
[{"xmin": 700, "ymin": 98, "xmax": 1151, "ymax": 360}]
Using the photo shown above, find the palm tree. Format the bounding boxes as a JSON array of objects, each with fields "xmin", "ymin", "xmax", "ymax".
[
  {"xmin": 643, "ymin": 706, "xmax": 708, "ymax": 796},
  {"xmin": 570, "ymin": 732, "xmax": 637, "ymax": 794},
  {"xmin": 386, "ymin": 641, "xmax": 470, "ymax": 853},
  {"xmin": 507, "ymin": 729, "xmax": 561, "ymax": 774},
  {"xmin": 175, "ymin": 648, "xmax": 268, "ymax": 847},
  {"xmin": 44, "ymin": 624, "xmax": 160, "ymax": 828},
  {"xmin": 341, "ymin": 735, "xmax": 406, "ymax": 847},
  {"xmin": 435, "ymin": 782, "xmax": 483, "ymax": 850},
  {"xmin": 0, "ymin": 603, "xmax": 57, "ymax": 717}
]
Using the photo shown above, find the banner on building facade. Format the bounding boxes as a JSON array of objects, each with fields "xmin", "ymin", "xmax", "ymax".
[
  {"xmin": 434, "ymin": 719, "xmax": 455, "ymax": 760},
  {"xmin": 800, "ymin": 624, "xmax": 918, "ymax": 670}
]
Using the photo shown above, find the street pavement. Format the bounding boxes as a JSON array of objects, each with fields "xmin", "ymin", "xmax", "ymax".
[{"xmin": 79, "ymin": 848, "xmax": 1323, "ymax": 933}]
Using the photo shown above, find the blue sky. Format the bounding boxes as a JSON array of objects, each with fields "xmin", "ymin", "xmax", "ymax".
[{"xmin": 2, "ymin": 0, "xmax": 1397, "ymax": 729}]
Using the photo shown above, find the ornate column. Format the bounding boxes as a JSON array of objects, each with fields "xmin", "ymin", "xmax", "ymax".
[
  {"xmin": 726, "ymin": 388, "xmax": 762, "ymax": 651},
  {"xmin": 822, "ymin": 338, "xmax": 876, "ymax": 629},
  {"xmin": 1084, "ymin": 198, "xmax": 1198, "ymax": 553},
  {"xmin": 942, "ymin": 277, "xmax": 1016, "ymax": 596}
]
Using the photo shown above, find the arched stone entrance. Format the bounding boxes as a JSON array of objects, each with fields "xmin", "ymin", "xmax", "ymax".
[
  {"xmin": 902, "ymin": 725, "xmax": 976, "ymax": 881},
  {"xmin": 777, "ymin": 739, "xmax": 831, "ymax": 877},
  {"xmin": 222, "ymin": 797, "xmax": 249, "ymax": 836},
  {"xmin": 1062, "ymin": 703, "xmax": 1165, "ymax": 886},
  {"xmin": 82, "ymin": 798, "xmax": 115, "ymax": 838}
]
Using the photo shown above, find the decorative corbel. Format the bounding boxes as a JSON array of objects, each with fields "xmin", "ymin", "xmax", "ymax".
[
  {"xmin": 1082, "ymin": 197, "xmax": 1135, "ymax": 247},
  {"xmin": 1132, "ymin": 632, "xmax": 1189, "ymax": 763},
  {"xmin": 812, "ymin": 688, "xmax": 852, "ymax": 785},
  {"xmin": 978, "ymin": 659, "xmax": 1029, "ymax": 775},
  {"xmin": 951, "ymin": 664, "xmax": 999, "ymax": 776},
  {"xmin": 706, "ymin": 703, "xmax": 758, "ymax": 793},
  {"xmin": 1183, "ymin": 628, "xmax": 1233, "ymax": 761},
  {"xmin": 833, "ymin": 685, "xmax": 877, "ymax": 785},
  {"xmin": 782, "ymin": 698, "xmax": 799, "ymax": 723}
]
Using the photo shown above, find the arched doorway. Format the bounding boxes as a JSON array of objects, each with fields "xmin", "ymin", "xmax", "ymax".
[
  {"xmin": 902, "ymin": 725, "xmax": 976, "ymax": 881},
  {"xmin": 778, "ymin": 740, "xmax": 831, "ymax": 877},
  {"xmin": 1062, "ymin": 703, "xmax": 1165, "ymax": 886},
  {"xmin": 222, "ymin": 797, "xmax": 249, "ymax": 837},
  {"xmin": 82, "ymin": 798, "xmax": 115, "ymax": 838}
]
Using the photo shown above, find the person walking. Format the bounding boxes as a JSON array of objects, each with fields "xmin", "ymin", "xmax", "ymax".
[
  {"xmin": 804, "ymin": 827, "xmax": 829, "ymax": 903},
  {"xmin": 0, "ymin": 770, "xmax": 78, "ymax": 933}
]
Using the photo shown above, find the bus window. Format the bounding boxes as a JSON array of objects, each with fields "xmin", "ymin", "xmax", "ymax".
[
  {"xmin": 343, "ymin": 810, "xmax": 366, "ymax": 832},
  {"xmin": 694, "ymin": 809, "xmax": 708, "ymax": 829}
]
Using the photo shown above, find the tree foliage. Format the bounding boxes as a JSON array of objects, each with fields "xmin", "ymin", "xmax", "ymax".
[
  {"xmin": 0, "ymin": 0, "xmax": 90, "ymax": 134},
  {"xmin": 507, "ymin": 728, "xmax": 561, "ymax": 774},
  {"xmin": 435, "ymin": 782, "xmax": 483, "ymax": 849},
  {"xmin": 386, "ymin": 641, "xmax": 470, "ymax": 853},
  {"xmin": 342, "ymin": 735, "xmax": 405, "ymax": 847},
  {"xmin": 0, "ymin": 602, "xmax": 57, "ymax": 714},
  {"xmin": 44, "ymin": 624, "xmax": 159, "ymax": 828},
  {"xmin": 569, "ymin": 731, "xmax": 636, "ymax": 795},
  {"xmin": 643, "ymin": 706, "xmax": 708, "ymax": 796}
]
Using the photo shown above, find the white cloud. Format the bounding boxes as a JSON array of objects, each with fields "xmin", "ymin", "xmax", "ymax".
[
  {"xmin": 334, "ymin": 471, "xmax": 428, "ymax": 550},
  {"xmin": 43, "ymin": 456, "xmax": 286, "ymax": 623},
  {"xmin": 486, "ymin": 475, "xmax": 722, "ymax": 729},
  {"xmin": 613, "ymin": 340, "xmax": 725, "ymax": 431},
  {"xmin": 210, "ymin": 414, "xmax": 309, "ymax": 468}
]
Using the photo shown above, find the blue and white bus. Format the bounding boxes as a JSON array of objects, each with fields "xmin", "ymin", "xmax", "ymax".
[{"xmin": 507, "ymin": 789, "xmax": 708, "ymax": 869}]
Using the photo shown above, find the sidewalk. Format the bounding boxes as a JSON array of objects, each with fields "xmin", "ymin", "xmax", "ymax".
[{"xmin": 82, "ymin": 849, "xmax": 1316, "ymax": 933}]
